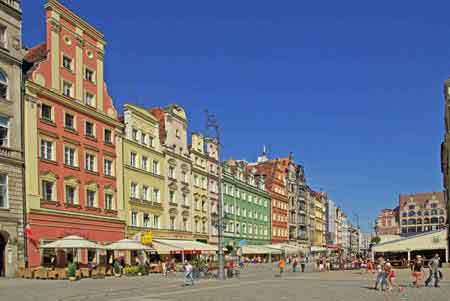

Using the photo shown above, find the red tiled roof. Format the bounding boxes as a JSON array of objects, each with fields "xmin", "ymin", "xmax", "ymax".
[
  {"xmin": 399, "ymin": 191, "xmax": 445, "ymax": 207},
  {"xmin": 149, "ymin": 108, "xmax": 166, "ymax": 144},
  {"xmin": 24, "ymin": 43, "xmax": 47, "ymax": 63}
]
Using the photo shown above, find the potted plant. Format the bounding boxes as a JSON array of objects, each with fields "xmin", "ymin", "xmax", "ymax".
[
  {"xmin": 137, "ymin": 264, "xmax": 145, "ymax": 276},
  {"xmin": 113, "ymin": 261, "xmax": 122, "ymax": 277},
  {"xmin": 67, "ymin": 262, "xmax": 77, "ymax": 281}
]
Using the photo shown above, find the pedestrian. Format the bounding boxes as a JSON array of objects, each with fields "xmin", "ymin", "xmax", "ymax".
[
  {"xmin": 184, "ymin": 261, "xmax": 194, "ymax": 286},
  {"xmin": 385, "ymin": 262, "xmax": 403, "ymax": 292},
  {"xmin": 161, "ymin": 260, "xmax": 167, "ymax": 277},
  {"xmin": 425, "ymin": 254, "xmax": 441, "ymax": 288},
  {"xmin": 411, "ymin": 255, "xmax": 424, "ymax": 288},
  {"xmin": 300, "ymin": 256, "xmax": 306, "ymax": 273},
  {"xmin": 374, "ymin": 257, "xmax": 387, "ymax": 291},
  {"xmin": 278, "ymin": 257, "xmax": 286, "ymax": 277},
  {"xmin": 319, "ymin": 258, "xmax": 324, "ymax": 272},
  {"xmin": 292, "ymin": 257, "xmax": 298, "ymax": 272}
]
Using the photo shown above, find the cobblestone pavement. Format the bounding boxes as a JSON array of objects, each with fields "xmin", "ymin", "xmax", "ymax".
[{"xmin": 0, "ymin": 265, "xmax": 449, "ymax": 301}]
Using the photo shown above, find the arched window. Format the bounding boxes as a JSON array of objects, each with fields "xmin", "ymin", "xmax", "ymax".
[
  {"xmin": 439, "ymin": 217, "xmax": 445, "ymax": 224},
  {"xmin": 408, "ymin": 219, "xmax": 416, "ymax": 225},
  {"xmin": 424, "ymin": 218, "xmax": 430, "ymax": 224},
  {"xmin": 439, "ymin": 209, "xmax": 445, "ymax": 215},
  {"xmin": 417, "ymin": 218, "xmax": 422, "ymax": 224},
  {"xmin": 431, "ymin": 209, "xmax": 438, "ymax": 215},
  {"xmin": 417, "ymin": 211, "xmax": 422, "ymax": 216},
  {"xmin": 402, "ymin": 212, "xmax": 407, "ymax": 217},
  {"xmin": 431, "ymin": 217, "xmax": 439, "ymax": 224},
  {"xmin": 401, "ymin": 219, "xmax": 407, "ymax": 225},
  {"xmin": 424, "ymin": 211, "xmax": 429, "ymax": 216},
  {"xmin": 408, "ymin": 211, "xmax": 416, "ymax": 217},
  {"xmin": 0, "ymin": 70, "xmax": 7, "ymax": 99}
]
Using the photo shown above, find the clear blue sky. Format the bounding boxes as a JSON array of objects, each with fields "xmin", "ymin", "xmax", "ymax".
[{"xmin": 22, "ymin": 1, "xmax": 449, "ymax": 231}]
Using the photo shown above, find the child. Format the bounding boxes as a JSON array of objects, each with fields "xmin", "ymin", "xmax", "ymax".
[
  {"xmin": 385, "ymin": 263, "xmax": 403, "ymax": 292},
  {"xmin": 374, "ymin": 258, "xmax": 387, "ymax": 291}
]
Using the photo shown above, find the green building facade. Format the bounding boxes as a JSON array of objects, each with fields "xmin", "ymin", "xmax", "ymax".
[{"xmin": 222, "ymin": 160, "xmax": 271, "ymax": 248}]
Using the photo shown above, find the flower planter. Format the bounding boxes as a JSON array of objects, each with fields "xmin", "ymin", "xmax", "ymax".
[{"xmin": 69, "ymin": 276, "xmax": 77, "ymax": 281}]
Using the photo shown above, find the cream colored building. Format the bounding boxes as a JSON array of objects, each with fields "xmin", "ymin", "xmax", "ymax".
[
  {"xmin": 205, "ymin": 137, "xmax": 219, "ymax": 244},
  {"xmin": 122, "ymin": 104, "xmax": 165, "ymax": 239},
  {"xmin": 150, "ymin": 105, "xmax": 194, "ymax": 241}
]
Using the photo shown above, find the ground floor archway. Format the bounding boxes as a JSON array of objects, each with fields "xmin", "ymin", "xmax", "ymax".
[{"xmin": 0, "ymin": 231, "xmax": 9, "ymax": 277}]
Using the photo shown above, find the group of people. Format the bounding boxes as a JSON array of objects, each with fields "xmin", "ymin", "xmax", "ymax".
[
  {"xmin": 372, "ymin": 254, "xmax": 442, "ymax": 292},
  {"xmin": 277, "ymin": 256, "xmax": 307, "ymax": 276}
]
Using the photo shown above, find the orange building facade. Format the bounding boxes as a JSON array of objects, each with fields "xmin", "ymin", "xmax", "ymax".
[{"xmin": 23, "ymin": 0, "xmax": 125, "ymax": 267}]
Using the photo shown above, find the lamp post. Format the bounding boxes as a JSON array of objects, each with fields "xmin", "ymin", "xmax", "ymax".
[{"xmin": 205, "ymin": 110, "xmax": 225, "ymax": 280}]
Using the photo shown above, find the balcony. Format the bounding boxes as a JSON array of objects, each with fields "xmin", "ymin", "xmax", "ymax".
[
  {"xmin": 0, "ymin": 146, "xmax": 22, "ymax": 162},
  {"xmin": 1, "ymin": 0, "xmax": 21, "ymax": 12}
]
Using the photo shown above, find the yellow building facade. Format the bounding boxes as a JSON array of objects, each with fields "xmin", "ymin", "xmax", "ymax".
[
  {"xmin": 122, "ymin": 104, "xmax": 165, "ymax": 239},
  {"xmin": 190, "ymin": 133, "xmax": 209, "ymax": 242},
  {"xmin": 313, "ymin": 193, "xmax": 326, "ymax": 246}
]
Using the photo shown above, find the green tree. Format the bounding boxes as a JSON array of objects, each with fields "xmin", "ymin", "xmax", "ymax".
[{"xmin": 371, "ymin": 236, "xmax": 381, "ymax": 245}]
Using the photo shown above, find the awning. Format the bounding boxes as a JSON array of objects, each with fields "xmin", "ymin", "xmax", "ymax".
[
  {"xmin": 373, "ymin": 229, "xmax": 447, "ymax": 253},
  {"xmin": 104, "ymin": 239, "xmax": 155, "ymax": 251},
  {"xmin": 153, "ymin": 239, "xmax": 219, "ymax": 254},
  {"xmin": 311, "ymin": 246, "xmax": 327, "ymax": 252},
  {"xmin": 241, "ymin": 245, "xmax": 281, "ymax": 255},
  {"xmin": 265, "ymin": 244, "xmax": 305, "ymax": 255},
  {"xmin": 41, "ymin": 235, "xmax": 102, "ymax": 249}
]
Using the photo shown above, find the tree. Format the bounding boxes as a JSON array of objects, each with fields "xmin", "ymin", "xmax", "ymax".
[{"xmin": 371, "ymin": 236, "xmax": 381, "ymax": 245}]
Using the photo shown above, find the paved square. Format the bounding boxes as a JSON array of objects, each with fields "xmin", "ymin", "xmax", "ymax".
[{"xmin": 0, "ymin": 265, "xmax": 449, "ymax": 301}]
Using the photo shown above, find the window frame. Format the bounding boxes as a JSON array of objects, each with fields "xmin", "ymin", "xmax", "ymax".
[
  {"xmin": 0, "ymin": 115, "xmax": 9, "ymax": 147},
  {"xmin": 0, "ymin": 174, "xmax": 8, "ymax": 209}
]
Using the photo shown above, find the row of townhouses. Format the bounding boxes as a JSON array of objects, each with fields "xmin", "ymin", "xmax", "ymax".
[{"xmin": 0, "ymin": 0, "xmax": 366, "ymax": 277}]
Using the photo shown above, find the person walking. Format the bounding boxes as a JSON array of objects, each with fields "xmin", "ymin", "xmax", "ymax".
[
  {"xmin": 411, "ymin": 255, "xmax": 424, "ymax": 288},
  {"xmin": 292, "ymin": 257, "xmax": 298, "ymax": 272},
  {"xmin": 374, "ymin": 258, "xmax": 387, "ymax": 291},
  {"xmin": 183, "ymin": 261, "xmax": 194, "ymax": 286},
  {"xmin": 300, "ymin": 256, "xmax": 306, "ymax": 273},
  {"xmin": 425, "ymin": 254, "xmax": 441, "ymax": 288},
  {"xmin": 385, "ymin": 262, "xmax": 403, "ymax": 292},
  {"xmin": 278, "ymin": 257, "xmax": 286, "ymax": 277}
]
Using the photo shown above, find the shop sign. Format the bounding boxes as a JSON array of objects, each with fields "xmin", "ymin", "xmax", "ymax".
[{"xmin": 141, "ymin": 232, "xmax": 153, "ymax": 245}]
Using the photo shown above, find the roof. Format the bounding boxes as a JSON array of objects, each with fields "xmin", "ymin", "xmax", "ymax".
[
  {"xmin": 148, "ymin": 108, "xmax": 166, "ymax": 144},
  {"xmin": 399, "ymin": 191, "xmax": 445, "ymax": 207},
  {"xmin": 373, "ymin": 228, "xmax": 447, "ymax": 253},
  {"xmin": 24, "ymin": 43, "xmax": 47, "ymax": 63}
]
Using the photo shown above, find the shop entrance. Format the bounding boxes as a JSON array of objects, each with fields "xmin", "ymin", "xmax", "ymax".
[{"xmin": 0, "ymin": 231, "xmax": 8, "ymax": 277}]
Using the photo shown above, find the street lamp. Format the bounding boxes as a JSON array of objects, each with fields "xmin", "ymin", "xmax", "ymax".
[{"xmin": 205, "ymin": 110, "xmax": 225, "ymax": 280}]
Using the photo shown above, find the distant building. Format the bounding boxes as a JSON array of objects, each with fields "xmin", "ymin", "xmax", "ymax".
[
  {"xmin": 398, "ymin": 192, "xmax": 447, "ymax": 236},
  {"xmin": 376, "ymin": 208, "xmax": 400, "ymax": 235},
  {"xmin": 359, "ymin": 232, "xmax": 373, "ymax": 256},
  {"xmin": 326, "ymin": 200, "xmax": 337, "ymax": 245}
]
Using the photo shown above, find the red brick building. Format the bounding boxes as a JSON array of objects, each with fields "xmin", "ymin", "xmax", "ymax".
[
  {"xmin": 23, "ymin": 0, "xmax": 124, "ymax": 267},
  {"xmin": 250, "ymin": 153, "xmax": 289, "ymax": 243},
  {"xmin": 375, "ymin": 208, "xmax": 399, "ymax": 235}
]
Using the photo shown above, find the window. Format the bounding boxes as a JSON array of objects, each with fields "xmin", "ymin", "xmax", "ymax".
[
  {"xmin": 42, "ymin": 180, "xmax": 53, "ymax": 201},
  {"xmin": 143, "ymin": 213, "xmax": 150, "ymax": 228},
  {"xmin": 130, "ymin": 152, "xmax": 137, "ymax": 167},
  {"xmin": 0, "ymin": 174, "xmax": 7, "ymax": 208},
  {"xmin": 152, "ymin": 160, "xmax": 159, "ymax": 175},
  {"xmin": 170, "ymin": 216, "xmax": 175, "ymax": 230},
  {"xmin": 194, "ymin": 175, "xmax": 199, "ymax": 186},
  {"xmin": 85, "ymin": 121, "xmax": 95, "ymax": 137},
  {"xmin": 175, "ymin": 129, "xmax": 180, "ymax": 138},
  {"xmin": 195, "ymin": 198, "xmax": 200, "ymax": 210},
  {"xmin": 63, "ymin": 81, "xmax": 72, "ymax": 97},
  {"xmin": 182, "ymin": 193, "xmax": 187, "ymax": 206},
  {"xmin": 86, "ymin": 190, "xmax": 96, "ymax": 207},
  {"xmin": 85, "ymin": 68, "xmax": 94, "ymax": 82},
  {"xmin": 141, "ymin": 133, "xmax": 146, "ymax": 145},
  {"xmin": 149, "ymin": 136, "xmax": 154, "ymax": 148},
  {"xmin": 201, "ymin": 200, "xmax": 206, "ymax": 211},
  {"xmin": 65, "ymin": 185, "xmax": 75, "ymax": 204},
  {"xmin": 104, "ymin": 159, "xmax": 113, "ymax": 176},
  {"xmin": 0, "ymin": 26, "xmax": 6, "ymax": 48},
  {"xmin": 131, "ymin": 212, "xmax": 137, "ymax": 226},
  {"xmin": 169, "ymin": 191, "xmax": 175, "ymax": 203},
  {"xmin": 85, "ymin": 92, "xmax": 95, "ymax": 107},
  {"xmin": 131, "ymin": 183, "xmax": 138, "ymax": 199},
  {"xmin": 62, "ymin": 56, "xmax": 72, "ymax": 70},
  {"xmin": 105, "ymin": 193, "xmax": 113, "ymax": 210},
  {"xmin": 40, "ymin": 139, "xmax": 53, "ymax": 160},
  {"xmin": 194, "ymin": 220, "xmax": 199, "ymax": 233},
  {"xmin": 85, "ymin": 153, "xmax": 96, "ymax": 171},
  {"xmin": 182, "ymin": 171, "xmax": 187, "ymax": 183},
  {"xmin": 41, "ymin": 104, "xmax": 52, "ymax": 121},
  {"xmin": 168, "ymin": 166, "xmax": 175, "ymax": 178},
  {"xmin": 0, "ymin": 116, "xmax": 9, "ymax": 147},
  {"xmin": 154, "ymin": 215, "xmax": 160, "ymax": 229},
  {"xmin": 202, "ymin": 221, "xmax": 206, "ymax": 233},
  {"xmin": 182, "ymin": 218, "xmax": 187, "ymax": 231},
  {"xmin": 408, "ymin": 211, "xmax": 416, "ymax": 217},
  {"xmin": 64, "ymin": 113, "xmax": 75, "ymax": 129},
  {"xmin": 142, "ymin": 186, "xmax": 149, "ymax": 201},
  {"xmin": 402, "ymin": 212, "xmax": 407, "ymax": 218},
  {"xmin": 104, "ymin": 129, "xmax": 112, "ymax": 144},
  {"xmin": 141, "ymin": 156, "xmax": 148, "ymax": 171},
  {"xmin": 0, "ymin": 71, "xmax": 7, "ymax": 99},
  {"xmin": 64, "ymin": 146, "xmax": 76, "ymax": 166},
  {"xmin": 153, "ymin": 188, "xmax": 160, "ymax": 203},
  {"xmin": 132, "ymin": 129, "xmax": 138, "ymax": 141}
]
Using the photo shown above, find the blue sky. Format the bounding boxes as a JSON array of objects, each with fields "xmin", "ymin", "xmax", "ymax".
[{"xmin": 22, "ymin": 1, "xmax": 449, "ymax": 231}]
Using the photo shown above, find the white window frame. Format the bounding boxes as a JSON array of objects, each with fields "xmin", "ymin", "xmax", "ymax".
[
  {"xmin": 85, "ymin": 153, "xmax": 96, "ymax": 172},
  {"xmin": 0, "ymin": 174, "xmax": 8, "ymax": 208},
  {"xmin": 0, "ymin": 116, "xmax": 9, "ymax": 147},
  {"xmin": 40, "ymin": 138, "xmax": 53, "ymax": 161}
]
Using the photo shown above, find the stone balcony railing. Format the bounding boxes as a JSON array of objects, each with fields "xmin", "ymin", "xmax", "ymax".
[
  {"xmin": 1, "ymin": 0, "xmax": 21, "ymax": 12},
  {"xmin": 0, "ymin": 146, "xmax": 22, "ymax": 161}
]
